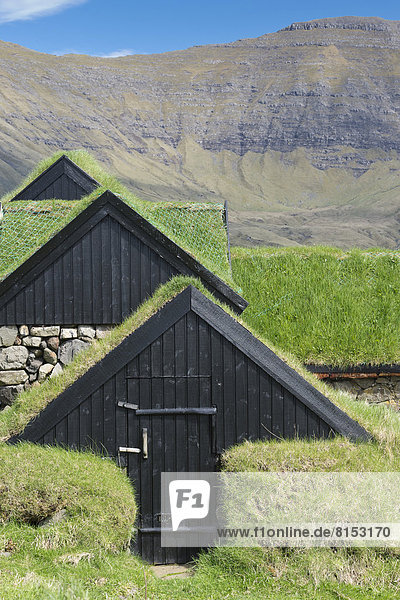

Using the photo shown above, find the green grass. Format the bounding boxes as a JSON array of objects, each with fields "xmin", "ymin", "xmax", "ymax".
[
  {"xmin": 0, "ymin": 443, "xmax": 136, "ymax": 552},
  {"xmin": 1, "ymin": 442, "xmax": 400, "ymax": 599},
  {"xmin": 0, "ymin": 150, "xmax": 232, "ymax": 284},
  {"xmin": 232, "ymin": 245, "xmax": 400, "ymax": 367}
]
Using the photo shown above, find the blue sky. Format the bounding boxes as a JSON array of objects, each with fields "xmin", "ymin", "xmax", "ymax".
[{"xmin": 0, "ymin": 0, "xmax": 398, "ymax": 56}]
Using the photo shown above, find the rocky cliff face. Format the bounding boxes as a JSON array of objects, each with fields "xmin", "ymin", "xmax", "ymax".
[{"xmin": 0, "ymin": 16, "xmax": 400, "ymax": 248}]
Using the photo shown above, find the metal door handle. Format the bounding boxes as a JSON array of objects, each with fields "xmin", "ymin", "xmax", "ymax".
[{"xmin": 143, "ymin": 428, "xmax": 148, "ymax": 459}]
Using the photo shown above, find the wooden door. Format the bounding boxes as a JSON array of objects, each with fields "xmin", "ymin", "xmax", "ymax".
[{"xmin": 121, "ymin": 375, "xmax": 218, "ymax": 564}]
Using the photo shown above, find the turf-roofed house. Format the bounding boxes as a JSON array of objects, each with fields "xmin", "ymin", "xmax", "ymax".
[
  {"xmin": 10, "ymin": 154, "xmax": 99, "ymax": 202},
  {"xmin": 2, "ymin": 153, "xmax": 370, "ymax": 564},
  {"xmin": 0, "ymin": 153, "xmax": 246, "ymax": 406}
]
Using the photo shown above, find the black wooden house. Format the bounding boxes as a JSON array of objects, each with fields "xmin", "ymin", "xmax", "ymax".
[
  {"xmin": 10, "ymin": 286, "xmax": 369, "ymax": 564},
  {"xmin": 0, "ymin": 190, "xmax": 246, "ymax": 325},
  {"xmin": 10, "ymin": 155, "xmax": 99, "ymax": 202}
]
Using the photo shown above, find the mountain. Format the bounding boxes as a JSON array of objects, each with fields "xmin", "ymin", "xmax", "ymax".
[{"xmin": 1, "ymin": 16, "xmax": 400, "ymax": 248}]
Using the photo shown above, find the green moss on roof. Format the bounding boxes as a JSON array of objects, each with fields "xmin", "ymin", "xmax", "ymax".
[
  {"xmin": 0, "ymin": 151, "xmax": 232, "ymax": 284},
  {"xmin": 1, "ymin": 275, "xmax": 400, "ymax": 447},
  {"xmin": 232, "ymin": 246, "xmax": 400, "ymax": 367}
]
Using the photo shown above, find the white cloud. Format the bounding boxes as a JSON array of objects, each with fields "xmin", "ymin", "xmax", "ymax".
[
  {"xmin": 0, "ymin": 0, "xmax": 87, "ymax": 23},
  {"xmin": 51, "ymin": 48, "xmax": 141, "ymax": 58},
  {"xmin": 96, "ymin": 49, "xmax": 135, "ymax": 58}
]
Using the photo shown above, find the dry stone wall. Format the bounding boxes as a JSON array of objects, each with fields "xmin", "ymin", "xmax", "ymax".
[
  {"xmin": 0, "ymin": 324, "xmax": 111, "ymax": 409},
  {"xmin": 326, "ymin": 376, "xmax": 400, "ymax": 409}
]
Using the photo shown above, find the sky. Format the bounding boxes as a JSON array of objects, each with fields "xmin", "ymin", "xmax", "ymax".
[{"xmin": 0, "ymin": 0, "xmax": 398, "ymax": 57}]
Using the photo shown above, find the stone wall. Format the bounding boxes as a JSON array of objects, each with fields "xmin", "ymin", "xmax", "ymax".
[
  {"xmin": 0, "ymin": 325, "xmax": 111, "ymax": 410},
  {"xmin": 326, "ymin": 376, "xmax": 400, "ymax": 409}
]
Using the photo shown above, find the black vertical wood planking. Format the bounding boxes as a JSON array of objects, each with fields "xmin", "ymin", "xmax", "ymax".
[
  {"xmin": 79, "ymin": 396, "xmax": 91, "ymax": 448},
  {"xmin": 63, "ymin": 248, "xmax": 73, "ymax": 324},
  {"xmin": 295, "ymin": 399, "xmax": 308, "ymax": 438},
  {"xmin": 307, "ymin": 407, "xmax": 320, "ymax": 438},
  {"xmin": 91, "ymin": 388, "xmax": 103, "ymax": 453},
  {"xmin": 222, "ymin": 337, "xmax": 235, "ymax": 448},
  {"xmin": 101, "ymin": 217, "xmax": 112, "ymax": 324},
  {"xmin": 283, "ymin": 389, "xmax": 297, "ymax": 438},
  {"xmin": 235, "ymin": 349, "xmax": 247, "ymax": 443},
  {"xmin": 111, "ymin": 216, "xmax": 121, "ymax": 324},
  {"xmin": 210, "ymin": 326, "xmax": 223, "ymax": 452},
  {"xmin": 120, "ymin": 225, "xmax": 130, "ymax": 320},
  {"xmin": 55, "ymin": 419, "xmax": 67, "ymax": 447},
  {"xmin": 91, "ymin": 217, "xmax": 103, "ymax": 323},
  {"xmin": 44, "ymin": 264, "xmax": 54, "ymax": 322},
  {"xmin": 53, "ymin": 256, "xmax": 63, "ymax": 323},
  {"xmin": 271, "ymin": 379, "xmax": 284, "ymax": 438},
  {"xmin": 259, "ymin": 370, "xmax": 272, "ymax": 439},
  {"xmin": 72, "ymin": 238, "xmax": 82, "ymax": 323},
  {"xmin": 67, "ymin": 407, "xmax": 79, "ymax": 450},
  {"xmin": 247, "ymin": 360, "xmax": 259, "ymax": 440},
  {"xmin": 115, "ymin": 369, "xmax": 127, "ymax": 451},
  {"xmin": 81, "ymin": 228, "xmax": 92, "ymax": 323},
  {"xmin": 103, "ymin": 376, "xmax": 116, "ymax": 454}
]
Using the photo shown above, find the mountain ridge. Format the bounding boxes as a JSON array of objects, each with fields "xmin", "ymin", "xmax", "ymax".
[{"xmin": 0, "ymin": 16, "xmax": 400, "ymax": 248}]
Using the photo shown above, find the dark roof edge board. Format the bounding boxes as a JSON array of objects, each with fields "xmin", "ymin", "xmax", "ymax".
[
  {"xmin": 10, "ymin": 155, "xmax": 100, "ymax": 202},
  {"xmin": 10, "ymin": 286, "xmax": 370, "ymax": 445},
  {"xmin": 0, "ymin": 190, "xmax": 247, "ymax": 314},
  {"xmin": 307, "ymin": 364, "xmax": 400, "ymax": 376}
]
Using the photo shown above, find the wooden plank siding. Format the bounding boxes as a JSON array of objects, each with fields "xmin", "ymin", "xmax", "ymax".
[
  {"xmin": 10, "ymin": 156, "xmax": 98, "ymax": 202},
  {"xmin": 0, "ymin": 192, "xmax": 247, "ymax": 325},
  {"xmin": 0, "ymin": 214, "xmax": 178, "ymax": 325}
]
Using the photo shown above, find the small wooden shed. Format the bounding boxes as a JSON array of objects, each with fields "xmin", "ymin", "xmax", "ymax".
[
  {"xmin": 10, "ymin": 285, "xmax": 369, "ymax": 564},
  {"xmin": 10, "ymin": 155, "xmax": 99, "ymax": 202},
  {"xmin": 0, "ymin": 191, "xmax": 246, "ymax": 325}
]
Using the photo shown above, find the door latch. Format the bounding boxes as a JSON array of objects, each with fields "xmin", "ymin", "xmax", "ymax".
[
  {"xmin": 117, "ymin": 401, "xmax": 139, "ymax": 410},
  {"xmin": 118, "ymin": 446, "xmax": 141, "ymax": 453}
]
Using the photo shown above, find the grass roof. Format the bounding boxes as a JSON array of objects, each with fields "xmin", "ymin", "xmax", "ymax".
[
  {"xmin": 0, "ymin": 151, "xmax": 232, "ymax": 284},
  {"xmin": 232, "ymin": 246, "xmax": 400, "ymax": 367},
  {"xmin": 1, "ymin": 275, "xmax": 400, "ymax": 448}
]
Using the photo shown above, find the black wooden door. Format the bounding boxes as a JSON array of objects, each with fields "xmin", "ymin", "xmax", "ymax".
[{"xmin": 122, "ymin": 376, "xmax": 218, "ymax": 564}]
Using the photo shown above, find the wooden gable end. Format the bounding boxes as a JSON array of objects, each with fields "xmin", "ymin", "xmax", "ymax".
[
  {"xmin": 10, "ymin": 156, "xmax": 99, "ymax": 202},
  {"xmin": 11, "ymin": 286, "xmax": 369, "ymax": 449},
  {"xmin": 0, "ymin": 193, "xmax": 247, "ymax": 325}
]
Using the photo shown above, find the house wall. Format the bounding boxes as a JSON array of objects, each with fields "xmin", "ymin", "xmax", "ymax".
[{"xmin": 0, "ymin": 324, "xmax": 110, "ymax": 409}]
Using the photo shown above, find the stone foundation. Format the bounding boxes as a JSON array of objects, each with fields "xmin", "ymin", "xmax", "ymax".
[
  {"xmin": 0, "ymin": 325, "xmax": 111, "ymax": 409},
  {"xmin": 326, "ymin": 376, "xmax": 400, "ymax": 409}
]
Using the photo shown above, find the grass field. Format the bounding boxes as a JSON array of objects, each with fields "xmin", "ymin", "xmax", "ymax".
[
  {"xmin": 2, "ymin": 441, "xmax": 400, "ymax": 599},
  {"xmin": 232, "ymin": 246, "xmax": 400, "ymax": 367}
]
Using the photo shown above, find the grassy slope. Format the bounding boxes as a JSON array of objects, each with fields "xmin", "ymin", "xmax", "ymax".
[
  {"xmin": 232, "ymin": 246, "xmax": 400, "ymax": 366},
  {"xmin": 0, "ymin": 150, "xmax": 232, "ymax": 284}
]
